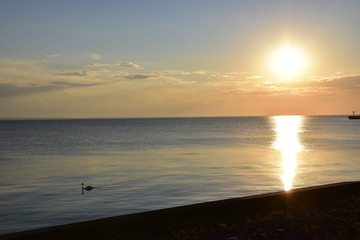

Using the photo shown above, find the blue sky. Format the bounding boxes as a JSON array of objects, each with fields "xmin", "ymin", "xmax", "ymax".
[{"xmin": 1, "ymin": 0, "xmax": 360, "ymax": 118}]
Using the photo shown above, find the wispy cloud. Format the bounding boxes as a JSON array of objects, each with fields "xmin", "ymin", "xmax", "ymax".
[
  {"xmin": 89, "ymin": 53, "xmax": 102, "ymax": 60},
  {"xmin": 211, "ymin": 72, "xmax": 359, "ymax": 97},
  {"xmin": 0, "ymin": 80, "xmax": 103, "ymax": 98},
  {"xmin": 55, "ymin": 71, "xmax": 88, "ymax": 76},
  {"xmin": 0, "ymin": 59, "xmax": 50, "ymax": 84},
  {"xmin": 119, "ymin": 70, "xmax": 204, "ymax": 84},
  {"xmin": 117, "ymin": 62, "xmax": 143, "ymax": 69},
  {"xmin": 246, "ymin": 75, "xmax": 265, "ymax": 80},
  {"xmin": 87, "ymin": 61, "xmax": 143, "ymax": 69},
  {"xmin": 51, "ymin": 81, "xmax": 100, "ymax": 87},
  {"xmin": 318, "ymin": 75, "xmax": 360, "ymax": 90},
  {"xmin": 0, "ymin": 58, "xmax": 108, "ymax": 98},
  {"xmin": 210, "ymin": 72, "xmax": 248, "ymax": 81},
  {"xmin": 44, "ymin": 54, "xmax": 59, "ymax": 58},
  {"xmin": 260, "ymin": 75, "xmax": 360, "ymax": 96},
  {"xmin": 122, "ymin": 74, "xmax": 155, "ymax": 80},
  {"xmin": 156, "ymin": 70, "xmax": 206, "ymax": 76},
  {"xmin": 0, "ymin": 83, "xmax": 57, "ymax": 98}
]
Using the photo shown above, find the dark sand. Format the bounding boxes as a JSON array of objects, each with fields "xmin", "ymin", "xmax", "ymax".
[{"xmin": 2, "ymin": 181, "xmax": 360, "ymax": 240}]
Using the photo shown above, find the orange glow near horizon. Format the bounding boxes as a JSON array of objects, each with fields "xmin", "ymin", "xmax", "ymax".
[{"xmin": 272, "ymin": 116, "xmax": 303, "ymax": 191}]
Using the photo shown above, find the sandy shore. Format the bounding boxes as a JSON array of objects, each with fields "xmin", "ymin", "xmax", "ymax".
[{"xmin": 2, "ymin": 181, "xmax": 360, "ymax": 240}]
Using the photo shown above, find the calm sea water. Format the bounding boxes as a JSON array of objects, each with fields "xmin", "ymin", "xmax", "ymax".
[{"xmin": 1, "ymin": 116, "xmax": 360, "ymax": 234}]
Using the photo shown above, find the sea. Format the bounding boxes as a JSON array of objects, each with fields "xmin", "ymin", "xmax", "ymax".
[{"xmin": 1, "ymin": 115, "xmax": 360, "ymax": 234}]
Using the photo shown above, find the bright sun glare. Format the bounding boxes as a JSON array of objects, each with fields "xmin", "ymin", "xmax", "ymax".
[
  {"xmin": 273, "ymin": 116, "xmax": 303, "ymax": 191},
  {"xmin": 270, "ymin": 45, "xmax": 306, "ymax": 79}
]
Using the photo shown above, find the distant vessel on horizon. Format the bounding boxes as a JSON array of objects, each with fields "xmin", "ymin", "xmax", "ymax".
[{"xmin": 348, "ymin": 111, "xmax": 360, "ymax": 119}]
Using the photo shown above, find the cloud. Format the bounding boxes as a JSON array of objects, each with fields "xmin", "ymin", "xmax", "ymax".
[
  {"xmin": 0, "ymin": 80, "xmax": 103, "ymax": 98},
  {"xmin": 318, "ymin": 75, "xmax": 360, "ymax": 90},
  {"xmin": 155, "ymin": 70, "xmax": 206, "ymax": 76},
  {"xmin": 254, "ymin": 75, "xmax": 360, "ymax": 97},
  {"xmin": 117, "ymin": 62, "xmax": 143, "ymax": 69},
  {"xmin": 0, "ymin": 58, "xmax": 106, "ymax": 98},
  {"xmin": 51, "ymin": 81, "xmax": 100, "ymax": 87},
  {"xmin": 86, "ymin": 61, "xmax": 143, "ymax": 69},
  {"xmin": 246, "ymin": 75, "xmax": 265, "ymax": 80},
  {"xmin": 122, "ymin": 74, "xmax": 155, "ymax": 80},
  {"xmin": 0, "ymin": 83, "xmax": 56, "ymax": 98},
  {"xmin": 158, "ymin": 78, "xmax": 196, "ymax": 86},
  {"xmin": 44, "ymin": 54, "xmax": 59, "ymax": 58},
  {"xmin": 54, "ymin": 71, "xmax": 88, "ymax": 76},
  {"xmin": 0, "ymin": 59, "xmax": 51, "ymax": 84},
  {"xmin": 119, "ymin": 71, "xmax": 203, "ymax": 83},
  {"xmin": 89, "ymin": 53, "xmax": 102, "ymax": 60}
]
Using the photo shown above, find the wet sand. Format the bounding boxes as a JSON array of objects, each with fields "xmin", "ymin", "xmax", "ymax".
[{"xmin": 2, "ymin": 181, "xmax": 360, "ymax": 240}]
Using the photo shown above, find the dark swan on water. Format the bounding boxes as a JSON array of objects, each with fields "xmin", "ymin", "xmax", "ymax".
[{"xmin": 81, "ymin": 183, "xmax": 95, "ymax": 193}]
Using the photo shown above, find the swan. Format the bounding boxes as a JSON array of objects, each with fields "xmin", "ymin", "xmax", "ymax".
[{"xmin": 81, "ymin": 183, "xmax": 95, "ymax": 191}]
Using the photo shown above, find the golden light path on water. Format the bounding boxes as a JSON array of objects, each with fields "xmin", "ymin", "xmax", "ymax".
[{"xmin": 272, "ymin": 116, "xmax": 304, "ymax": 191}]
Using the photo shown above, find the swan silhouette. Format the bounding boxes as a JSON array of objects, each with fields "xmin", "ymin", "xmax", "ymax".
[{"xmin": 81, "ymin": 183, "xmax": 95, "ymax": 192}]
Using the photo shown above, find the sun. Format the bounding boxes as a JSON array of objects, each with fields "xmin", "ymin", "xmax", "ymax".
[{"xmin": 269, "ymin": 44, "xmax": 306, "ymax": 79}]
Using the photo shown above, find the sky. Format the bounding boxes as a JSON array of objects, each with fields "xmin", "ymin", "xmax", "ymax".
[{"xmin": 1, "ymin": 0, "xmax": 360, "ymax": 118}]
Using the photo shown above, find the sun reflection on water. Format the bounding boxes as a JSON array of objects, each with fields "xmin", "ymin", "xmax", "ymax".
[{"xmin": 272, "ymin": 116, "xmax": 303, "ymax": 191}]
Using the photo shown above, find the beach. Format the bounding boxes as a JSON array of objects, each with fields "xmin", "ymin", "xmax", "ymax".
[{"xmin": 2, "ymin": 181, "xmax": 360, "ymax": 240}]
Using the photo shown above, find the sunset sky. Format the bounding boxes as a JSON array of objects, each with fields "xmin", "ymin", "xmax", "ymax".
[{"xmin": 1, "ymin": 0, "xmax": 360, "ymax": 118}]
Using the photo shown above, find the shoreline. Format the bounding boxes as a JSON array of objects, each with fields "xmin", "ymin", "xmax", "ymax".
[{"xmin": 2, "ymin": 181, "xmax": 360, "ymax": 240}]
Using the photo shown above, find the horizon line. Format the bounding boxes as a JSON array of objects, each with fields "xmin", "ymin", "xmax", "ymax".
[{"xmin": 0, "ymin": 114, "xmax": 349, "ymax": 121}]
